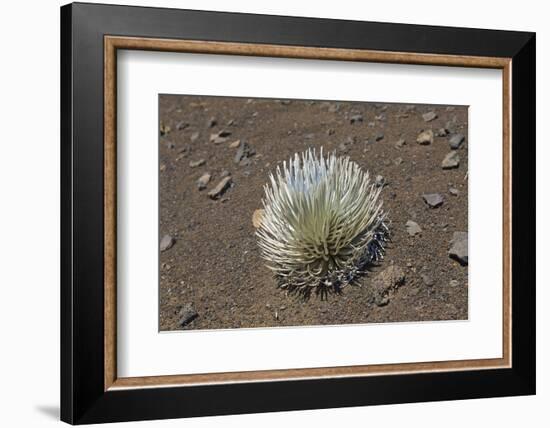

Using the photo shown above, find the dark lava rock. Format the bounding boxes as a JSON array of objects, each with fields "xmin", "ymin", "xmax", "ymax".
[
  {"xmin": 160, "ymin": 234, "xmax": 175, "ymax": 252},
  {"xmin": 178, "ymin": 303, "xmax": 198, "ymax": 327},
  {"xmin": 449, "ymin": 231, "xmax": 468, "ymax": 265},
  {"xmin": 422, "ymin": 193, "xmax": 444, "ymax": 208}
]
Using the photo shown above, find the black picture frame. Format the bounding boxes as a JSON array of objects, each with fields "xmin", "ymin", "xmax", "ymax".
[{"xmin": 61, "ymin": 2, "xmax": 535, "ymax": 424}]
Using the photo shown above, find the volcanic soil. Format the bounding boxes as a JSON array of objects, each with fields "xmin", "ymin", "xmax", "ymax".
[{"xmin": 159, "ymin": 95, "xmax": 468, "ymax": 331}]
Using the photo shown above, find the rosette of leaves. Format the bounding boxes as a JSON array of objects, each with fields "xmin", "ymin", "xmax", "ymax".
[{"xmin": 256, "ymin": 148, "xmax": 388, "ymax": 297}]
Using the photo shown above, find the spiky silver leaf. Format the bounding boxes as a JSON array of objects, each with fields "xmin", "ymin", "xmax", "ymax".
[{"xmin": 256, "ymin": 148, "xmax": 388, "ymax": 296}]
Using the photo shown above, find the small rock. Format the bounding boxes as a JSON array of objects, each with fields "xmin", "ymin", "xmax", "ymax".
[
  {"xmin": 252, "ymin": 209, "xmax": 265, "ymax": 228},
  {"xmin": 210, "ymin": 130, "xmax": 232, "ymax": 144},
  {"xmin": 422, "ymin": 111, "xmax": 438, "ymax": 122},
  {"xmin": 422, "ymin": 193, "xmax": 444, "ymax": 208},
  {"xmin": 234, "ymin": 142, "xmax": 255, "ymax": 164},
  {"xmin": 370, "ymin": 265, "xmax": 406, "ymax": 307},
  {"xmin": 350, "ymin": 114, "xmax": 363, "ymax": 124},
  {"xmin": 196, "ymin": 173, "xmax": 211, "ymax": 190},
  {"xmin": 208, "ymin": 176, "xmax": 232, "ymax": 199},
  {"xmin": 176, "ymin": 121, "xmax": 189, "ymax": 131},
  {"xmin": 441, "ymin": 151, "xmax": 460, "ymax": 169},
  {"xmin": 449, "ymin": 133, "xmax": 465, "ymax": 150},
  {"xmin": 228, "ymin": 140, "xmax": 241, "ymax": 149},
  {"xmin": 394, "ymin": 157, "xmax": 403, "ymax": 166},
  {"xmin": 165, "ymin": 141, "xmax": 175, "ymax": 149},
  {"xmin": 208, "ymin": 117, "xmax": 217, "ymax": 127},
  {"xmin": 449, "ymin": 231, "xmax": 468, "ymax": 265},
  {"xmin": 178, "ymin": 303, "xmax": 198, "ymax": 327},
  {"xmin": 326, "ymin": 128, "xmax": 335, "ymax": 136},
  {"xmin": 406, "ymin": 220, "xmax": 422, "ymax": 236},
  {"xmin": 328, "ymin": 104, "xmax": 339, "ymax": 113},
  {"xmin": 449, "ymin": 187, "xmax": 459, "ymax": 196},
  {"xmin": 219, "ymin": 170, "xmax": 231, "ymax": 178},
  {"xmin": 375, "ymin": 175, "xmax": 385, "ymax": 187},
  {"xmin": 338, "ymin": 143, "xmax": 348, "ymax": 153},
  {"xmin": 304, "ymin": 133, "xmax": 315, "ymax": 139},
  {"xmin": 227, "ymin": 119, "xmax": 235, "ymax": 126},
  {"xmin": 160, "ymin": 234, "xmax": 175, "ymax": 252},
  {"xmin": 189, "ymin": 159, "xmax": 205, "ymax": 168},
  {"xmin": 375, "ymin": 133, "xmax": 384, "ymax": 142},
  {"xmin": 375, "ymin": 113, "xmax": 386, "ymax": 121},
  {"xmin": 421, "ymin": 274, "xmax": 434, "ymax": 287},
  {"xmin": 416, "ymin": 129, "xmax": 434, "ymax": 145},
  {"xmin": 449, "ymin": 280, "xmax": 459, "ymax": 287},
  {"xmin": 190, "ymin": 131, "xmax": 200, "ymax": 142},
  {"xmin": 435, "ymin": 128, "xmax": 449, "ymax": 137},
  {"xmin": 394, "ymin": 138, "xmax": 406, "ymax": 148},
  {"xmin": 159, "ymin": 122, "xmax": 171, "ymax": 136}
]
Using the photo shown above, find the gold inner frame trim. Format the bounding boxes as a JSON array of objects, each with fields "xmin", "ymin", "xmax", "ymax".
[{"xmin": 104, "ymin": 35, "xmax": 512, "ymax": 391}]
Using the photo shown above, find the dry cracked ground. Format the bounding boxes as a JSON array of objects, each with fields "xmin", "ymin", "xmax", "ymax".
[{"xmin": 158, "ymin": 95, "xmax": 468, "ymax": 331}]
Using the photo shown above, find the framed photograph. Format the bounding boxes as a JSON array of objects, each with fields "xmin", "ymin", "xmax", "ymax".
[{"xmin": 61, "ymin": 2, "xmax": 535, "ymax": 424}]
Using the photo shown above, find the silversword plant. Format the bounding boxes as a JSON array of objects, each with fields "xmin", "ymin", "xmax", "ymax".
[{"xmin": 256, "ymin": 148, "xmax": 388, "ymax": 297}]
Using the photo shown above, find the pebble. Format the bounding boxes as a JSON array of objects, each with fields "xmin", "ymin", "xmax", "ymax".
[
  {"xmin": 252, "ymin": 209, "xmax": 265, "ymax": 228},
  {"xmin": 190, "ymin": 131, "xmax": 200, "ymax": 142},
  {"xmin": 441, "ymin": 151, "xmax": 460, "ymax": 169},
  {"xmin": 375, "ymin": 175, "xmax": 385, "ymax": 187},
  {"xmin": 394, "ymin": 157, "xmax": 403, "ymax": 166},
  {"xmin": 416, "ymin": 129, "xmax": 434, "ymax": 145},
  {"xmin": 422, "ymin": 111, "xmax": 438, "ymax": 122},
  {"xmin": 189, "ymin": 159, "xmax": 205, "ymax": 168},
  {"xmin": 326, "ymin": 128, "xmax": 335, "ymax": 136},
  {"xmin": 208, "ymin": 117, "xmax": 217, "ymax": 127},
  {"xmin": 159, "ymin": 122, "xmax": 171, "ymax": 136},
  {"xmin": 176, "ymin": 121, "xmax": 189, "ymax": 131},
  {"xmin": 449, "ymin": 187, "xmax": 459, "ymax": 196},
  {"xmin": 160, "ymin": 234, "xmax": 175, "ymax": 252},
  {"xmin": 338, "ymin": 143, "xmax": 348, "ymax": 153},
  {"xmin": 375, "ymin": 133, "xmax": 384, "ymax": 142},
  {"xmin": 350, "ymin": 114, "xmax": 363, "ymax": 124},
  {"xmin": 449, "ymin": 231, "xmax": 468, "ymax": 265},
  {"xmin": 208, "ymin": 176, "xmax": 232, "ymax": 199},
  {"xmin": 210, "ymin": 130, "xmax": 232, "ymax": 144},
  {"xmin": 228, "ymin": 140, "xmax": 241, "ymax": 149},
  {"xmin": 234, "ymin": 142, "xmax": 255, "ymax": 164},
  {"xmin": 422, "ymin": 193, "xmax": 444, "ymax": 208},
  {"xmin": 406, "ymin": 220, "xmax": 422, "ymax": 236},
  {"xmin": 435, "ymin": 128, "xmax": 449, "ymax": 137},
  {"xmin": 178, "ymin": 303, "xmax": 198, "ymax": 327},
  {"xmin": 165, "ymin": 141, "xmax": 175, "ymax": 149},
  {"xmin": 196, "ymin": 173, "xmax": 211, "ymax": 190},
  {"xmin": 449, "ymin": 280, "xmax": 459, "ymax": 287},
  {"xmin": 220, "ymin": 170, "xmax": 231, "ymax": 178},
  {"xmin": 421, "ymin": 274, "xmax": 434, "ymax": 287},
  {"xmin": 449, "ymin": 133, "xmax": 465, "ymax": 149},
  {"xmin": 394, "ymin": 138, "xmax": 406, "ymax": 148}
]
